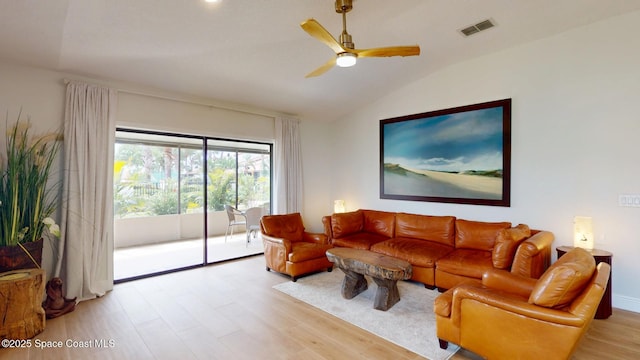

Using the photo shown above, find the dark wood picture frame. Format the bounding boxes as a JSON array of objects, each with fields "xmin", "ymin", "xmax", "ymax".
[{"xmin": 380, "ymin": 98, "xmax": 511, "ymax": 207}]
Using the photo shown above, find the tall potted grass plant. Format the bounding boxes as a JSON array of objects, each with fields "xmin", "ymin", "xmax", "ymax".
[{"xmin": 0, "ymin": 114, "xmax": 61, "ymax": 271}]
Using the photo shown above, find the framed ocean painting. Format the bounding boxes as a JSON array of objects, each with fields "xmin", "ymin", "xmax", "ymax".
[{"xmin": 380, "ymin": 99, "xmax": 511, "ymax": 207}]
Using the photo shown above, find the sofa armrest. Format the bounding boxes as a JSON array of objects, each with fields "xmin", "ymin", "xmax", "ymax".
[
  {"xmin": 262, "ymin": 233, "xmax": 292, "ymax": 255},
  {"xmin": 262, "ymin": 233, "xmax": 293, "ymax": 273},
  {"xmin": 450, "ymin": 283, "xmax": 585, "ymax": 328},
  {"xmin": 482, "ymin": 269, "xmax": 537, "ymax": 298},
  {"xmin": 511, "ymin": 230, "xmax": 554, "ymax": 278},
  {"xmin": 322, "ymin": 215, "xmax": 333, "ymax": 243},
  {"xmin": 303, "ymin": 232, "xmax": 330, "ymax": 245}
]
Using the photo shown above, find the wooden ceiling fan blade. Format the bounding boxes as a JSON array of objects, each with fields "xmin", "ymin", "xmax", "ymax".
[
  {"xmin": 305, "ymin": 57, "xmax": 337, "ymax": 78},
  {"xmin": 355, "ymin": 46, "xmax": 421, "ymax": 58},
  {"xmin": 300, "ymin": 19, "xmax": 345, "ymax": 54}
]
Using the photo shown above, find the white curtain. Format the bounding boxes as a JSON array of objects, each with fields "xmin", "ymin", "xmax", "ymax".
[
  {"xmin": 55, "ymin": 81, "xmax": 116, "ymax": 302},
  {"xmin": 273, "ymin": 116, "xmax": 303, "ymax": 214}
]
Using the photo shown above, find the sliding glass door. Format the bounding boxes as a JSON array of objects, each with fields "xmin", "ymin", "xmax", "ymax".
[
  {"xmin": 113, "ymin": 130, "xmax": 271, "ymax": 281},
  {"xmin": 205, "ymin": 140, "xmax": 271, "ymax": 262}
]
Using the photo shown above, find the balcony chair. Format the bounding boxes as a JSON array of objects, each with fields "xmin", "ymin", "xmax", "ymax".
[
  {"xmin": 244, "ymin": 206, "xmax": 264, "ymax": 247},
  {"xmin": 434, "ymin": 247, "xmax": 610, "ymax": 360},
  {"xmin": 224, "ymin": 205, "xmax": 246, "ymax": 242},
  {"xmin": 260, "ymin": 213, "xmax": 333, "ymax": 281}
]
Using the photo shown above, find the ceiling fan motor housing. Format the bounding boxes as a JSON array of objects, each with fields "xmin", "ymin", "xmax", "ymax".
[
  {"xmin": 335, "ymin": 0, "xmax": 353, "ymax": 13},
  {"xmin": 340, "ymin": 32, "xmax": 354, "ymax": 49}
]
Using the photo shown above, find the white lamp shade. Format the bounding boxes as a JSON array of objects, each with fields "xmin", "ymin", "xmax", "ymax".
[
  {"xmin": 334, "ymin": 200, "xmax": 346, "ymax": 213},
  {"xmin": 573, "ymin": 216, "xmax": 594, "ymax": 250}
]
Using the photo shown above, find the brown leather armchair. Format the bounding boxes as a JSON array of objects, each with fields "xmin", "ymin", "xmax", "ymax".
[
  {"xmin": 260, "ymin": 213, "xmax": 333, "ymax": 281},
  {"xmin": 434, "ymin": 247, "xmax": 610, "ymax": 360}
]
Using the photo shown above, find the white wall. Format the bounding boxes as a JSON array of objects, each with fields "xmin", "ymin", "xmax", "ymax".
[
  {"xmin": 300, "ymin": 119, "xmax": 333, "ymax": 226},
  {"xmin": 324, "ymin": 10, "xmax": 640, "ymax": 312},
  {"xmin": 0, "ymin": 63, "xmax": 66, "ymax": 278}
]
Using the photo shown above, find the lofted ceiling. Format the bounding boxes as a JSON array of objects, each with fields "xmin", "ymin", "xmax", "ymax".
[{"xmin": 1, "ymin": 0, "xmax": 639, "ymax": 122}]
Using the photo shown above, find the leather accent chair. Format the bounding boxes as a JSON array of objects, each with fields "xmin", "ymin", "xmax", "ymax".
[
  {"xmin": 260, "ymin": 213, "xmax": 333, "ymax": 281},
  {"xmin": 434, "ymin": 247, "xmax": 610, "ymax": 360}
]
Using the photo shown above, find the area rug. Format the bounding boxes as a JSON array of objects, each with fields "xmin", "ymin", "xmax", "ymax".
[{"xmin": 273, "ymin": 270, "xmax": 459, "ymax": 360}]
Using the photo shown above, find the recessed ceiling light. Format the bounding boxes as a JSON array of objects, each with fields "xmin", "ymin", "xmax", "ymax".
[{"xmin": 204, "ymin": 0, "xmax": 221, "ymax": 3}]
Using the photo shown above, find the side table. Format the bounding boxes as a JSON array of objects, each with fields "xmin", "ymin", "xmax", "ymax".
[{"xmin": 556, "ymin": 246, "xmax": 612, "ymax": 319}]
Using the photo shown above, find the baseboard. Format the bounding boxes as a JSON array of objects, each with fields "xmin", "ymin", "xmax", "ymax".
[{"xmin": 613, "ymin": 294, "xmax": 640, "ymax": 313}]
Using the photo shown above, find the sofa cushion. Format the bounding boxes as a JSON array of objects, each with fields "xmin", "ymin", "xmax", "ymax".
[
  {"xmin": 331, "ymin": 210, "xmax": 363, "ymax": 238},
  {"xmin": 332, "ymin": 232, "xmax": 389, "ymax": 250},
  {"xmin": 371, "ymin": 237, "xmax": 453, "ymax": 268},
  {"xmin": 436, "ymin": 249, "xmax": 494, "ymax": 279},
  {"xmin": 395, "ymin": 213, "xmax": 456, "ymax": 246},
  {"xmin": 455, "ymin": 219, "xmax": 511, "ymax": 251},
  {"xmin": 492, "ymin": 224, "xmax": 531, "ymax": 269},
  {"xmin": 288, "ymin": 242, "xmax": 333, "ymax": 263},
  {"xmin": 260, "ymin": 213, "xmax": 304, "ymax": 242},
  {"xmin": 528, "ymin": 247, "xmax": 596, "ymax": 309},
  {"xmin": 362, "ymin": 210, "xmax": 395, "ymax": 238}
]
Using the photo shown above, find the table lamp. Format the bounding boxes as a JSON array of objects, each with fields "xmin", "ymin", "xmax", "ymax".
[{"xmin": 573, "ymin": 216, "xmax": 594, "ymax": 250}]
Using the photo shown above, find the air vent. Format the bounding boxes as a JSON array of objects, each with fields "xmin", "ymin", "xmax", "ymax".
[{"xmin": 460, "ymin": 19, "xmax": 495, "ymax": 37}]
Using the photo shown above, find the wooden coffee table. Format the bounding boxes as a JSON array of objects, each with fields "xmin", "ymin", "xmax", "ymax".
[{"xmin": 326, "ymin": 247, "xmax": 412, "ymax": 311}]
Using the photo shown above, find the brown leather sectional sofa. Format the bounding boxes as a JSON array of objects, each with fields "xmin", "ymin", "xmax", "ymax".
[{"xmin": 322, "ymin": 209, "xmax": 554, "ymax": 290}]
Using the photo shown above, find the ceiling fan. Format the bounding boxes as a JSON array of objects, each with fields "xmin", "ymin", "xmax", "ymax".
[{"xmin": 301, "ymin": 0, "xmax": 420, "ymax": 78}]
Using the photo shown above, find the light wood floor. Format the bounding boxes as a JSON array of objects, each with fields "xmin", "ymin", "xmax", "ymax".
[{"xmin": 2, "ymin": 255, "xmax": 639, "ymax": 360}]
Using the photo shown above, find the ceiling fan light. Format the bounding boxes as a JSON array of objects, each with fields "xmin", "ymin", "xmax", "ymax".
[{"xmin": 336, "ymin": 52, "xmax": 357, "ymax": 67}]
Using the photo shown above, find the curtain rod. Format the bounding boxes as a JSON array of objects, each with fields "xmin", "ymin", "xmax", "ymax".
[{"xmin": 63, "ymin": 78, "xmax": 294, "ymax": 119}]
